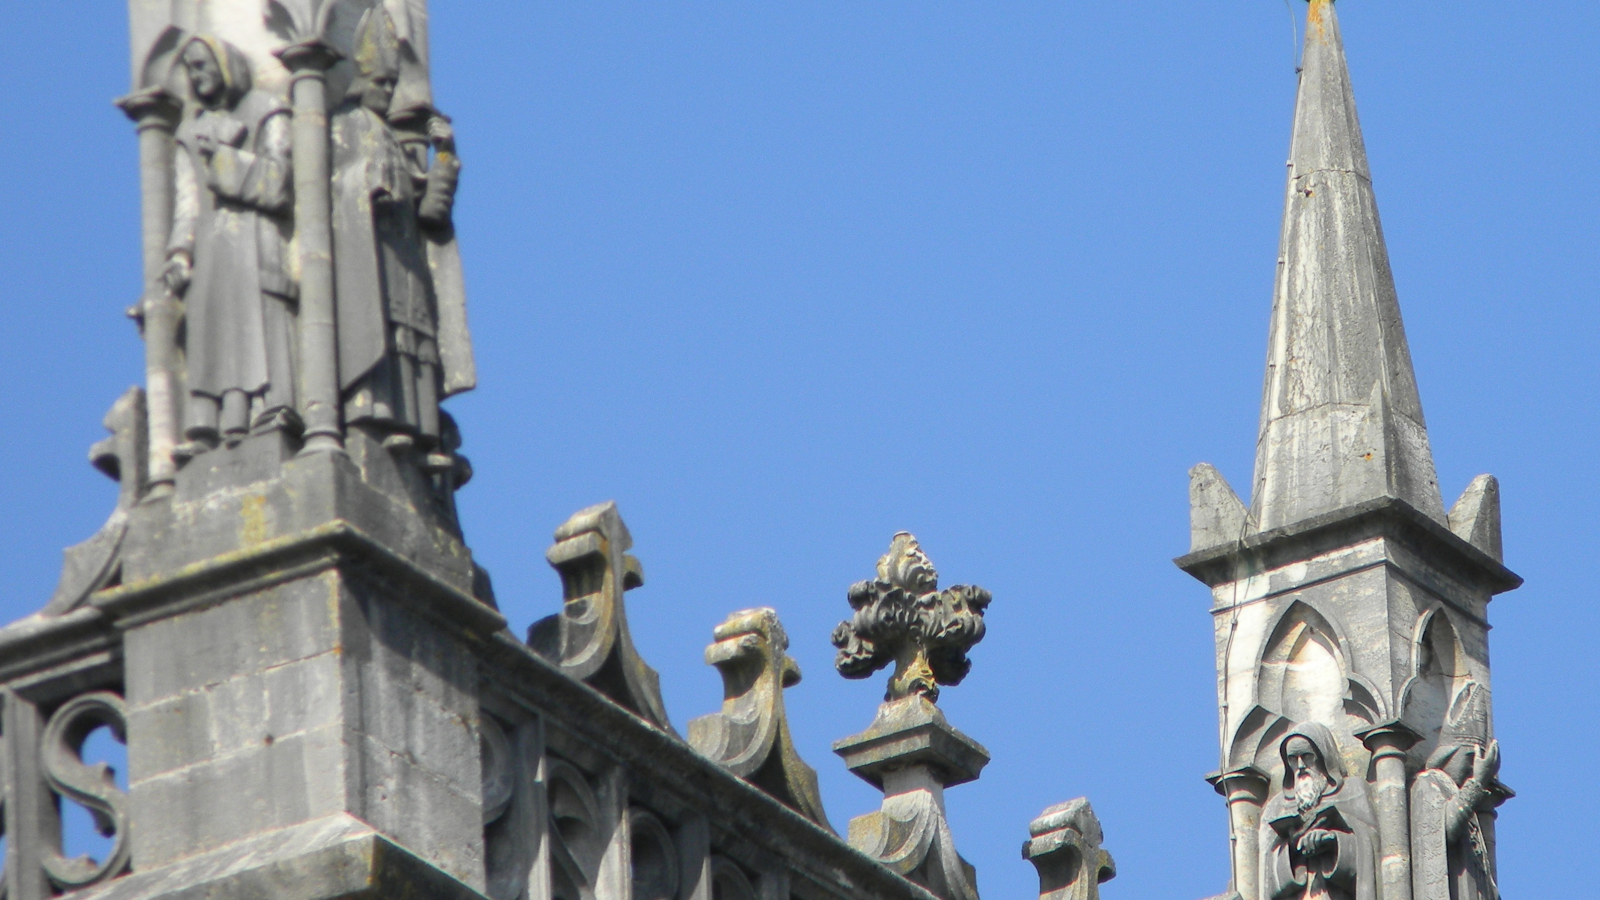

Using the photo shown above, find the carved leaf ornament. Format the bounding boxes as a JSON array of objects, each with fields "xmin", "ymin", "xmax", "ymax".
[{"xmin": 832, "ymin": 533, "xmax": 990, "ymax": 702}]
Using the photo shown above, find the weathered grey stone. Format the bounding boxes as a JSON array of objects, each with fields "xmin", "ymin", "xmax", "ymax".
[
  {"xmin": 529, "ymin": 501, "xmax": 672, "ymax": 732},
  {"xmin": 1446, "ymin": 476, "xmax": 1502, "ymax": 564},
  {"xmin": 1259, "ymin": 724, "xmax": 1380, "ymax": 900},
  {"xmin": 1249, "ymin": 0, "xmax": 1444, "ymax": 535},
  {"xmin": 46, "ymin": 388, "xmax": 149, "ymax": 615},
  {"xmin": 1409, "ymin": 740, "xmax": 1511, "ymax": 900},
  {"xmin": 1189, "ymin": 463, "xmax": 1253, "ymax": 554},
  {"xmin": 1178, "ymin": 5, "xmax": 1522, "ymax": 900},
  {"xmin": 832, "ymin": 535, "xmax": 991, "ymax": 900},
  {"xmin": 833, "ymin": 697, "xmax": 989, "ymax": 791},
  {"xmin": 689, "ymin": 608, "xmax": 830, "ymax": 829},
  {"xmin": 1023, "ymin": 799, "xmax": 1115, "ymax": 900},
  {"xmin": 832, "ymin": 533, "xmax": 990, "ymax": 703}
]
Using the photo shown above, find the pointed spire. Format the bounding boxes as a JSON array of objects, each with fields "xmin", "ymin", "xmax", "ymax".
[{"xmin": 1250, "ymin": 0, "xmax": 1445, "ymax": 531}]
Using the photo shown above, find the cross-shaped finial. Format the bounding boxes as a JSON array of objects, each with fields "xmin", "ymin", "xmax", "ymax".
[{"xmin": 831, "ymin": 532, "xmax": 991, "ymax": 702}]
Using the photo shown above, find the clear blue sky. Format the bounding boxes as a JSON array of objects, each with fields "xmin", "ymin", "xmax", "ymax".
[{"xmin": 1, "ymin": 3, "xmax": 1594, "ymax": 898}]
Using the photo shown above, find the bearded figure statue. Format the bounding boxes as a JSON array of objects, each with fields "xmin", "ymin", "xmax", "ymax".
[
  {"xmin": 1410, "ymin": 740, "xmax": 1511, "ymax": 900},
  {"xmin": 1258, "ymin": 724, "xmax": 1379, "ymax": 900},
  {"xmin": 331, "ymin": 7, "xmax": 469, "ymax": 459},
  {"xmin": 164, "ymin": 35, "xmax": 297, "ymax": 454}
]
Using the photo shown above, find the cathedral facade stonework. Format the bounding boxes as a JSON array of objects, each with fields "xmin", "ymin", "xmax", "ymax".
[{"xmin": 0, "ymin": 4, "xmax": 1514, "ymax": 900}]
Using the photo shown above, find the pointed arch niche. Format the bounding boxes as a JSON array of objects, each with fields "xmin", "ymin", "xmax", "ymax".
[
  {"xmin": 1401, "ymin": 608, "xmax": 1485, "ymax": 760},
  {"xmin": 1233, "ymin": 600, "xmax": 1385, "ymax": 772}
]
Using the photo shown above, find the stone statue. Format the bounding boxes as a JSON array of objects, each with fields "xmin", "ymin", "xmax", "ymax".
[
  {"xmin": 1259, "ymin": 724, "xmax": 1379, "ymax": 900},
  {"xmin": 331, "ymin": 7, "xmax": 470, "ymax": 456},
  {"xmin": 164, "ymin": 35, "xmax": 297, "ymax": 454},
  {"xmin": 831, "ymin": 532, "xmax": 991, "ymax": 702},
  {"xmin": 1410, "ymin": 740, "xmax": 1511, "ymax": 900}
]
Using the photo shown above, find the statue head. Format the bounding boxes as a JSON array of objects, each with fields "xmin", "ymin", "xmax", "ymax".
[
  {"xmin": 1280, "ymin": 723, "xmax": 1344, "ymax": 815},
  {"xmin": 179, "ymin": 36, "xmax": 250, "ymax": 110},
  {"xmin": 877, "ymin": 532, "xmax": 938, "ymax": 595},
  {"xmin": 350, "ymin": 8, "xmax": 403, "ymax": 114}
]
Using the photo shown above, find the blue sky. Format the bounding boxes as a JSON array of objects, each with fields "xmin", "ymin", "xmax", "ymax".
[{"xmin": 1, "ymin": 2, "xmax": 1595, "ymax": 898}]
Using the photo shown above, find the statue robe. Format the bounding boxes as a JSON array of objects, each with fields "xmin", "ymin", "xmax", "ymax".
[
  {"xmin": 1258, "ymin": 725, "xmax": 1380, "ymax": 900},
  {"xmin": 1410, "ymin": 769, "xmax": 1500, "ymax": 900},
  {"xmin": 330, "ymin": 101, "xmax": 470, "ymax": 441},
  {"xmin": 169, "ymin": 90, "xmax": 295, "ymax": 407}
]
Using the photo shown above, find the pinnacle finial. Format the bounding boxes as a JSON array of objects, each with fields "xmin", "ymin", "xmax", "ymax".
[
  {"xmin": 1248, "ymin": 0, "xmax": 1445, "ymax": 532},
  {"xmin": 831, "ymin": 533, "xmax": 991, "ymax": 703}
]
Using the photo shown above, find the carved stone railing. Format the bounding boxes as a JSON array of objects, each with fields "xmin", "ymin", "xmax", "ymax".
[{"xmin": 0, "ymin": 621, "xmax": 129, "ymax": 900}]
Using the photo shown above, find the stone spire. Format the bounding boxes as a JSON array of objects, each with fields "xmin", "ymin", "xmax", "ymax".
[
  {"xmin": 1250, "ymin": 0, "xmax": 1444, "ymax": 532},
  {"xmin": 1180, "ymin": 7, "xmax": 1521, "ymax": 900}
]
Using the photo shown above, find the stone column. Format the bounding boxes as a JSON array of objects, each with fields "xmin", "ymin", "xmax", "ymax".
[
  {"xmin": 1208, "ymin": 767, "xmax": 1269, "ymax": 900},
  {"xmin": 114, "ymin": 86, "xmax": 183, "ymax": 497},
  {"xmin": 273, "ymin": 39, "xmax": 344, "ymax": 454},
  {"xmin": 2, "ymin": 693, "xmax": 57, "ymax": 900},
  {"xmin": 1358, "ymin": 723, "xmax": 1420, "ymax": 900}
]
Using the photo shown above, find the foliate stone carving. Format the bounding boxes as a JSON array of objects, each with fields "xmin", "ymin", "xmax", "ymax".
[
  {"xmin": 41, "ymin": 691, "xmax": 130, "ymax": 889},
  {"xmin": 1410, "ymin": 740, "xmax": 1510, "ymax": 900},
  {"xmin": 688, "ymin": 608, "xmax": 830, "ymax": 829},
  {"xmin": 831, "ymin": 532, "xmax": 991, "ymax": 702},
  {"xmin": 832, "ymin": 534, "xmax": 990, "ymax": 900},
  {"xmin": 331, "ymin": 6, "xmax": 473, "ymax": 456},
  {"xmin": 530, "ymin": 502, "xmax": 672, "ymax": 731},
  {"xmin": 45, "ymin": 388, "xmax": 148, "ymax": 615},
  {"xmin": 1259, "ymin": 724, "xmax": 1379, "ymax": 900},
  {"xmin": 165, "ymin": 34, "xmax": 300, "ymax": 455},
  {"xmin": 1024, "ymin": 799, "xmax": 1116, "ymax": 900}
]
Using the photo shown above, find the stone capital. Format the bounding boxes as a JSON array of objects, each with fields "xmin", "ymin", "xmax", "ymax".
[
  {"xmin": 274, "ymin": 38, "xmax": 342, "ymax": 76},
  {"xmin": 1206, "ymin": 765, "xmax": 1270, "ymax": 804},
  {"xmin": 113, "ymin": 86, "xmax": 180, "ymax": 131},
  {"xmin": 1354, "ymin": 721, "xmax": 1423, "ymax": 758}
]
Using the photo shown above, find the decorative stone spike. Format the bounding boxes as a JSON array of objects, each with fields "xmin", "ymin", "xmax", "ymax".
[
  {"xmin": 688, "ymin": 608, "xmax": 832, "ymax": 830},
  {"xmin": 1447, "ymin": 474, "xmax": 1503, "ymax": 562},
  {"xmin": 1188, "ymin": 463, "xmax": 1252, "ymax": 553},
  {"xmin": 44, "ymin": 387, "xmax": 148, "ymax": 615},
  {"xmin": 832, "ymin": 533, "xmax": 989, "ymax": 900},
  {"xmin": 1024, "ymin": 799, "xmax": 1115, "ymax": 900},
  {"xmin": 530, "ymin": 501, "xmax": 673, "ymax": 732}
]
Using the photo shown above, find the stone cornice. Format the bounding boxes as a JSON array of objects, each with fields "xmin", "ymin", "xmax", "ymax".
[
  {"xmin": 88, "ymin": 520, "xmax": 506, "ymax": 638},
  {"xmin": 1175, "ymin": 496, "xmax": 1521, "ymax": 595}
]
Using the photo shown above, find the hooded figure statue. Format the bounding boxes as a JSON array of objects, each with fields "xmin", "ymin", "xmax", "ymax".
[
  {"xmin": 164, "ymin": 34, "xmax": 297, "ymax": 452},
  {"xmin": 1258, "ymin": 723, "xmax": 1380, "ymax": 900},
  {"xmin": 1410, "ymin": 739, "xmax": 1511, "ymax": 900},
  {"xmin": 330, "ymin": 7, "xmax": 471, "ymax": 455}
]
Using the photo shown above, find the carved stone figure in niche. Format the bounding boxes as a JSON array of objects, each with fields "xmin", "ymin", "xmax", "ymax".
[
  {"xmin": 832, "ymin": 532, "xmax": 991, "ymax": 702},
  {"xmin": 164, "ymin": 35, "xmax": 297, "ymax": 455},
  {"xmin": 331, "ymin": 8, "xmax": 470, "ymax": 457},
  {"xmin": 1411, "ymin": 740, "xmax": 1511, "ymax": 900},
  {"xmin": 1259, "ymin": 724, "xmax": 1378, "ymax": 900}
]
